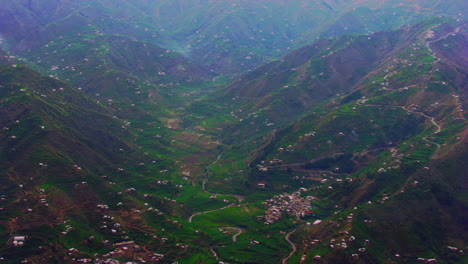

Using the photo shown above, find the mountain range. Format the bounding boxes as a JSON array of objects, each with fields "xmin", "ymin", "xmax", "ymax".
[
  {"xmin": 0, "ymin": 1, "xmax": 466, "ymax": 263},
  {"xmin": 1, "ymin": 0, "xmax": 467, "ymax": 73}
]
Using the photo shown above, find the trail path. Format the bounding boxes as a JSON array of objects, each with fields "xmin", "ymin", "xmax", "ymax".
[
  {"xmin": 400, "ymin": 106, "xmax": 442, "ymax": 159},
  {"xmin": 425, "ymin": 26, "xmax": 463, "ymax": 63},
  {"xmin": 282, "ymin": 225, "xmax": 303, "ymax": 264},
  {"xmin": 222, "ymin": 227, "xmax": 244, "ymax": 242},
  {"xmin": 210, "ymin": 247, "xmax": 219, "ymax": 260},
  {"xmin": 202, "ymin": 179, "xmax": 245, "ymax": 204},
  {"xmin": 188, "ymin": 149, "xmax": 247, "ymax": 263},
  {"xmin": 188, "ymin": 203, "xmax": 235, "ymax": 223},
  {"xmin": 231, "ymin": 227, "xmax": 243, "ymax": 242},
  {"xmin": 189, "ymin": 149, "xmax": 246, "ymax": 222},
  {"xmin": 399, "ymin": 106, "xmax": 441, "ymax": 133},
  {"xmin": 277, "ymin": 152, "xmax": 345, "ymax": 168},
  {"xmin": 201, "ymin": 151, "xmax": 246, "ymax": 204},
  {"xmin": 363, "ymin": 103, "xmax": 442, "ymax": 159}
]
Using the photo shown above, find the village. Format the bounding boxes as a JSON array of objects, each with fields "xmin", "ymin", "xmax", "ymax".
[{"xmin": 261, "ymin": 191, "xmax": 313, "ymax": 225}]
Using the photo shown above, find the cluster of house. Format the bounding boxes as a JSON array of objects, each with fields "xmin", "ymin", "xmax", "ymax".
[
  {"xmin": 156, "ymin": 180, "xmax": 169, "ymax": 185},
  {"xmin": 417, "ymin": 258, "xmax": 438, "ymax": 263},
  {"xmin": 328, "ymin": 236, "xmax": 363, "ymax": 251},
  {"xmin": 209, "ymin": 195, "xmax": 231, "ymax": 203},
  {"xmin": 103, "ymin": 241, "xmax": 139, "ymax": 258},
  {"xmin": 73, "ymin": 259, "xmax": 93, "ymax": 263},
  {"xmin": 93, "ymin": 259, "xmax": 121, "ymax": 264},
  {"xmin": 38, "ymin": 188, "xmax": 49, "ymax": 207},
  {"xmin": 257, "ymin": 158, "xmax": 284, "ymax": 172},
  {"xmin": 98, "ymin": 240, "xmax": 167, "ymax": 263},
  {"xmin": 96, "ymin": 214, "xmax": 128, "ymax": 237},
  {"xmin": 11, "ymin": 236, "xmax": 25, "ymax": 246},
  {"xmin": 260, "ymin": 192, "xmax": 313, "ymax": 224},
  {"xmin": 74, "ymin": 246, "xmax": 167, "ymax": 263},
  {"xmin": 61, "ymin": 220, "xmax": 74, "ymax": 235},
  {"xmin": 97, "ymin": 204, "xmax": 110, "ymax": 209},
  {"xmin": 447, "ymin": 246, "xmax": 464, "ymax": 255}
]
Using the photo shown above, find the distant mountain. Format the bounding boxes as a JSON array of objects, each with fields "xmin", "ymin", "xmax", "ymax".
[
  {"xmin": 20, "ymin": 34, "xmax": 213, "ymax": 103},
  {"xmin": 137, "ymin": 0, "xmax": 467, "ymax": 73},
  {"xmin": 0, "ymin": 49, "xmax": 11, "ymax": 64},
  {"xmin": 0, "ymin": 0, "xmax": 214, "ymax": 106},
  {"xmin": 0, "ymin": 0, "xmax": 167, "ymax": 51},
  {"xmin": 1, "ymin": 0, "xmax": 466, "ymax": 73},
  {"xmin": 214, "ymin": 18, "xmax": 467, "ymax": 125}
]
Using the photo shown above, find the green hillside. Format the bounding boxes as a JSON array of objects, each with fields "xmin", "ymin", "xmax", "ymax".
[
  {"xmin": 0, "ymin": 2, "xmax": 466, "ymax": 264},
  {"xmin": 177, "ymin": 18, "xmax": 468, "ymax": 263},
  {"xmin": 0, "ymin": 65, "xmax": 220, "ymax": 263}
]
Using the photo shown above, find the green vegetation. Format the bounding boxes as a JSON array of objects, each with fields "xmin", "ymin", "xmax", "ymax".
[{"xmin": 0, "ymin": 13, "xmax": 466, "ymax": 264}]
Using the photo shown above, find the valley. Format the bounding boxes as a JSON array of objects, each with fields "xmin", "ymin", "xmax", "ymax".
[{"xmin": 0, "ymin": 1, "xmax": 467, "ymax": 264}]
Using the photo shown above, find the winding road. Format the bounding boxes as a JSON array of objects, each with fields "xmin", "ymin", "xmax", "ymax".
[
  {"xmin": 188, "ymin": 203, "xmax": 235, "ymax": 223},
  {"xmin": 363, "ymin": 103, "xmax": 443, "ymax": 159},
  {"xmin": 201, "ymin": 180, "xmax": 245, "ymax": 204},
  {"xmin": 231, "ymin": 227, "xmax": 243, "ymax": 242},
  {"xmin": 425, "ymin": 25, "xmax": 463, "ymax": 63},
  {"xmin": 400, "ymin": 106, "xmax": 442, "ymax": 159},
  {"xmin": 282, "ymin": 225, "xmax": 303, "ymax": 264},
  {"xmin": 210, "ymin": 247, "xmax": 219, "ymax": 260},
  {"xmin": 188, "ymin": 149, "xmax": 246, "ymax": 223},
  {"xmin": 188, "ymin": 150, "xmax": 247, "ymax": 261},
  {"xmin": 221, "ymin": 227, "xmax": 244, "ymax": 242},
  {"xmin": 410, "ymin": 25, "xmax": 466, "ymax": 157},
  {"xmin": 403, "ymin": 107, "xmax": 441, "ymax": 134}
]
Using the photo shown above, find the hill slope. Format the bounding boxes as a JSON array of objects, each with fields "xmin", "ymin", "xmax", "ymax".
[
  {"xmin": 219, "ymin": 18, "xmax": 468, "ymax": 263},
  {"xmin": 0, "ymin": 65, "xmax": 218, "ymax": 264},
  {"xmin": 20, "ymin": 34, "xmax": 213, "ymax": 103},
  {"xmin": 176, "ymin": 18, "xmax": 467, "ymax": 263},
  {"xmin": 0, "ymin": 5, "xmax": 466, "ymax": 264}
]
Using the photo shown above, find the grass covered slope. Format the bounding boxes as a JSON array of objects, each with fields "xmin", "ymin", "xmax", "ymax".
[
  {"xmin": 237, "ymin": 19, "xmax": 467, "ymax": 263},
  {"xmin": 19, "ymin": 33, "xmax": 213, "ymax": 104},
  {"xmin": 0, "ymin": 13, "xmax": 466, "ymax": 264},
  {"xmin": 174, "ymin": 18, "xmax": 467, "ymax": 263},
  {"xmin": 0, "ymin": 65, "xmax": 128, "ymax": 262},
  {"xmin": 0, "ymin": 65, "xmax": 219, "ymax": 264}
]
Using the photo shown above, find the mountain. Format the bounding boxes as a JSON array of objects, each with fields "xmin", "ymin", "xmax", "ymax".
[
  {"xmin": 152, "ymin": 0, "xmax": 467, "ymax": 73},
  {"xmin": 0, "ymin": 49, "xmax": 11, "ymax": 64},
  {"xmin": 0, "ymin": 0, "xmax": 214, "ymax": 107},
  {"xmin": 184, "ymin": 17, "xmax": 465, "ymax": 162},
  {"xmin": 0, "ymin": 0, "xmax": 167, "ymax": 52},
  {"xmin": 192, "ymin": 18, "xmax": 467, "ymax": 263},
  {"xmin": 0, "ymin": 2, "xmax": 467, "ymax": 264},
  {"xmin": 0, "ymin": 65, "xmax": 220, "ymax": 264},
  {"xmin": 205, "ymin": 18, "xmax": 464, "ymax": 125},
  {"xmin": 20, "ymin": 34, "xmax": 213, "ymax": 103},
  {"xmin": 1, "ymin": 0, "xmax": 466, "ymax": 73}
]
